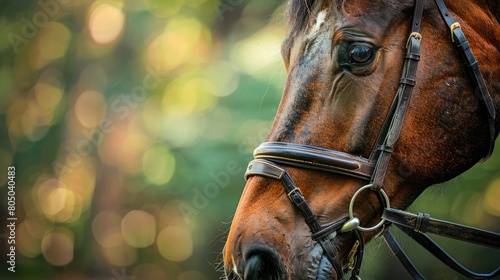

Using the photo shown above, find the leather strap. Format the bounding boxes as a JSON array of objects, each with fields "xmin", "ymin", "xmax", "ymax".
[
  {"xmin": 396, "ymin": 225, "xmax": 500, "ymax": 279},
  {"xmin": 245, "ymin": 159, "xmax": 345, "ymax": 278},
  {"xmin": 254, "ymin": 142, "xmax": 374, "ymax": 180},
  {"xmin": 382, "ymin": 208, "xmax": 500, "ymax": 279},
  {"xmin": 245, "ymin": 159, "xmax": 367, "ymax": 279},
  {"xmin": 312, "ymin": 218, "xmax": 349, "ymax": 241},
  {"xmin": 434, "ymin": 0, "xmax": 497, "ymax": 158},
  {"xmin": 383, "ymin": 230, "xmax": 425, "ymax": 280},
  {"xmin": 370, "ymin": 0, "xmax": 425, "ymax": 189},
  {"xmin": 383, "ymin": 208, "xmax": 500, "ymax": 248}
]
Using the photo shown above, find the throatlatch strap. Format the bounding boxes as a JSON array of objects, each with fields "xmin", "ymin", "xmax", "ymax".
[{"xmin": 434, "ymin": 0, "xmax": 497, "ymax": 158}]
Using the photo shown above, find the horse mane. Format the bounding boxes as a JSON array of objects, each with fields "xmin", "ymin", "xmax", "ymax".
[
  {"xmin": 487, "ymin": 2, "xmax": 500, "ymax": 29},
  {"xmin": 486, "ymin": 1, "xmax": 500, "ymax": 22},
  {"xmin": 283, "ymin": 0, "xmax": 346, "ymax": 55},
  {"xmin": 285, "ymin": 0, "xmax": 316, "ymax": 33},
  {"xmin": 283, "ymin": 0, "xmax": 406, "ymax": 41}
]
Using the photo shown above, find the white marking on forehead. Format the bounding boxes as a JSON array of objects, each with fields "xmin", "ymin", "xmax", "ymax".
[{"xmin": 310, "ymin": 9, "xmax": 327, "ymax": 35}]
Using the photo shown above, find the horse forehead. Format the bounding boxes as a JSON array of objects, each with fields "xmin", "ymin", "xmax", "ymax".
[
  {"xmin": 311, "ymin": 9, "xmax": 328, "ymax": 35},
  {"xmin": 304, "ymin": 5, "xmax": 398, "ymax": 36}
]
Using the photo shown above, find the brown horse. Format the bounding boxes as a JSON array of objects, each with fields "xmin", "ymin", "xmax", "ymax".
[{"xmin": 224, "ymin": 0, "xmax": 500, "ymax": 279}]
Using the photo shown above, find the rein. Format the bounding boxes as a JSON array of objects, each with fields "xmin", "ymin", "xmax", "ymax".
[{"xmin": 244, "ymin": 0, "xmax": 499, "ymax": 279}]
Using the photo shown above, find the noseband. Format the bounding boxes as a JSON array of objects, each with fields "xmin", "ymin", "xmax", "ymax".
[{"xmin": 244, "ymin": 0, "xmax": 499, "ymax": 279}]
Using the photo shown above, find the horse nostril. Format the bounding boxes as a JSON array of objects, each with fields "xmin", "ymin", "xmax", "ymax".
[
  {"xmin": 243, "ymin": 245, "xmax": 286, "ymax": 280},
  {"xmin": 244, "ymin": 254, "xmax": 265, "ymax": 279}
]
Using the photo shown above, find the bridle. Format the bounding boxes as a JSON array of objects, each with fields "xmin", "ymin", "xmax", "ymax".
[{"xmin": 243, "ymin": 0, "xmax": 500, "ymax": 279}]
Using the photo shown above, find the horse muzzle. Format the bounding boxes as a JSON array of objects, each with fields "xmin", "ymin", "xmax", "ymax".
[
  {"xmin": 224, "ymin": 244, "xmax": 288, "ymax": 280},
  {"xmin": 224, "ymin": 243, "xmax": 341, "ymax": 280}
]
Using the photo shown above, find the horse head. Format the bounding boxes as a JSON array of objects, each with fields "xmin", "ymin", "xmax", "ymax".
[{"xmin": 224, "ymin": 0, "xmax": 500, "ymax": 279}]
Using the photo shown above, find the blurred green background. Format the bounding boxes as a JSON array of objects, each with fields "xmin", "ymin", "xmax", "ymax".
[{"xmin": 0, "ymin": 1, "xmax": 498, "ymax": 279}]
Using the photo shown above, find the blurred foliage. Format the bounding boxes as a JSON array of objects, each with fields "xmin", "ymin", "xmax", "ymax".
[
  {"xmin": 0, "ymin": 1, "xmax": 498, "ymax": 280},
  {"xmin": 0, "ymin": 0, "xmax": 285, "ymax": 279}
]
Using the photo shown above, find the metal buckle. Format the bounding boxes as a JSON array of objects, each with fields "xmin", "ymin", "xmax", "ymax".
[
  {"xmin": 348, "ymin": 184, "xmax": 390, "ymax": 232},
  {"xmin": 346, "ymin": 240, "xmax": 360, "ymax": 270},
  {"xmin": 450, "ymin": 22, "xmax": 461, "ymax": 42},
  {"xmin": 287, "ymin": 188, "xmax": 302, "ymax": 200},
  {"xmin": 406, "ymin": 32, "xmax": 422, "ymax": 47}
]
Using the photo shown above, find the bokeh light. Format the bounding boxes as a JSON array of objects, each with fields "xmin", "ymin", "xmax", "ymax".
[
  {"xmin": 230, "ymin": 25, "xmax": 284, "ymax": 78},
  {"xmin": 203, "ymin": 60, "xmax": 240, "ymax": 97},
  {"xmin": 92, "ymin": 211, "xmax": 123, "ymax": 248},
  {"xmin": 7, "ymin": 97, "xmax": 31, "ymax": 140},
  {"xmin": 145, "ymin": 16, "xmax": 211, "ymax": 71},
  {"xmin": 41, "ymin": 230, "xmax": 74, "ymax": 266},
  {"xmin": 121, "ymin": 210, "xmax": 156, "ymax": 248},
  {"xmin": 31, "ymin": 22, "xmax": 71, "ymax": 69},
  {"xmin": 143, "ymin": 0, "xmax": 185, "ymax": 18},
  {"xmin": 88, "ymin": 3, "xmax": 125, "ymax": 45},
  {"xmin": 157, "ymin": 225, "xmax": 193, "ymax": 262},
  {"xmin": 484, "ymin": 178, "xmax": 500, "ymax": 216},
  {"xmin": 16, "ymin": 219, "xmax": 43, "ymax": 258},
  {"xmin": 102, "ymin": 240, "xmax": 137, "ymax": 267},
  {"xmin": 162, "ymin": 77, "xmax": 216, "ymax": 118},
  {"xmin": 74, "ymin": 90, "xmax": 108, "ymax": 129},
  {"xmin": 142, "ymin": 145, "xmax": 175, "ymax": 185}
]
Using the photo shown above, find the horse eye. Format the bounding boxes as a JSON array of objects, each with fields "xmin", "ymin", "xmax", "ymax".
[
  {"xmin": 349, "ymin": 44, "xmax": 374, "ymax": 64},
  {"xmin": 338, "ymin": 42, "xmax": 378, "ymax": 75}
]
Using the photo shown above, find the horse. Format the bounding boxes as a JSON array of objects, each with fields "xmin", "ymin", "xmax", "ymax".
[{"xmin": 223, "ymin": 0, "xmax": 500, "ymax": 279}]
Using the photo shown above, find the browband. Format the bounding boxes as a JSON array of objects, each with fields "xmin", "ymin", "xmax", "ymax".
[{"xmin": 253, "ymin": 142, "xmax": 374, "ymax": 180}]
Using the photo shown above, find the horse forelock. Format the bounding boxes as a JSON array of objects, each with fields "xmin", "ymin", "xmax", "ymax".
[
  {"xmin": 285, "ymin": 0, "xmax": 341, "ymax": 32},
  {"xmin": 284, "ymin": 0, "xmax": 410, "ymax": 31},
  {"xmin": 282, "ymin": 0, "xmax": 412, "ymax": 50}
]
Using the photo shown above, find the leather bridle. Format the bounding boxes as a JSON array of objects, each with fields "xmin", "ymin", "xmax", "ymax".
[{"xmin": 243, "ymin": 0, "xmax": 499, "ymax": 279}]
